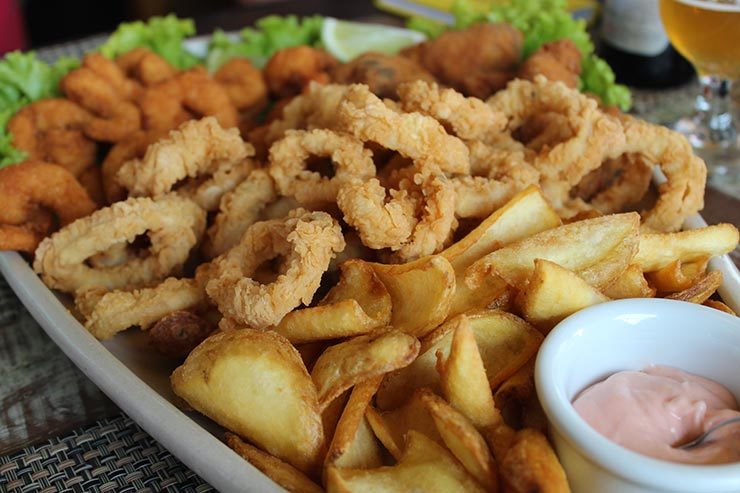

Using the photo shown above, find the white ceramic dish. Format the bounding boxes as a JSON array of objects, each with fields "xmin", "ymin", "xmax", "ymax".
[{"xmin": 535, "ymin": 298, "xmax": 740, "ymax": 493}]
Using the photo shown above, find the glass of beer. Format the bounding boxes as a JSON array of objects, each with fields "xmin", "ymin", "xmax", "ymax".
[{"xmin": 659, "ymin": 0, "xmax": 740, "ymax": 184}]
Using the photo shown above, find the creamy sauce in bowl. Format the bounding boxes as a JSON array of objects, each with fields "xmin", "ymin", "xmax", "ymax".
[{"xmin": 573, "ymin": 365, "xmax": 740, "ymax": 464}]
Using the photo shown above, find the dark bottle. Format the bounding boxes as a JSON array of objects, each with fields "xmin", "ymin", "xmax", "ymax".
[{"xmin": 598, "ymin": 0, "xmax": 694, "ymax": 88}]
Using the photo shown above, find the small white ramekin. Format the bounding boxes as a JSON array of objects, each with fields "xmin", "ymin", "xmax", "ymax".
[{"xmin": 535, "ymin": 298, "xmax": 740, "ymax": 493}]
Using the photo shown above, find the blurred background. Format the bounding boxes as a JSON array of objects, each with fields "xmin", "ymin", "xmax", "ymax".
[{"xmin": 0, "ymin": 0, "xmax": 380, "ymax": 53}]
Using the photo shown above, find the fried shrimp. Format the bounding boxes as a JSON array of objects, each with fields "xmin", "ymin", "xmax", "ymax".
[
  {"xmin": 138, "ymin": 68, "xmax": 239, "ymax": 132},
  {"xmin": 204, "ymin": 169, "xmax": 278, "ymax": 259},
  {"xmin": 61, "ymin": 68, "xmax": 141, "ymax": 142},
  {"xmin": 7, "ymin": 99, "xmax": 97, "ymax": 176},
  {"xmin": 116, "ymin": 117, "xmax": 253, "ymax": 209},
  {"xmin": 75, "ymin": 276, "xmax": 206, "ymax": 340},
  {"xmin": 397, "ymin": 80, "xmax": 507, "ymax": 141},
  {"xmin": 0, "ymin": 161, "xmax": 97, "ymax": 252},
  {"xmin": 33, "ymin": 194, "xmax": 206, "ymax": 293},
  {"xmin": 214, "ymin": 58, "xmax": 268, "ymax": 112},
  {"xmin": 487, "ymin": 76, "xmax": 624, "ymax": 208},
  {"xmin": 268, "ymin": 129, "xmax": 376, "ymax": 207},
  {"xmin": 116, "ymin": 47, "xmax": 178, "ymax": 86},
  {"xmin": 206, "ymin": 209, "xmax": 345, "ymax": 329},
  {"xmin": 338, "ymin": 170, "xmax": 457, "ymax": 261},
  {"xmin": 518, "ymin": 39, "xmax": 582, "ymax": 89},
  {"xmin": 264, "ymin": 46, "xmax": 338, "ymax": 98},
  {"xmin": 338, "ymin": 84, "xmax": 470, "ymax": 174}
]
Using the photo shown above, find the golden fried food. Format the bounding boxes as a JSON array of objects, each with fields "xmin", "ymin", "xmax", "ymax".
[
  {"xmin": 148, "ymin": 310, "xmax": 215, "ymax": 359},
  {"xmin": 138, "ymin": 67, "xmax": 239, "ymax": 132},
  {"xmin": 0, "ymin": 160, "xmax": 96, "ymax": 252},
  {"xmin": 116, "ymin": 47, "xmax": 178, "ymax": 86},
  {"xmin": 338, "ymin": 84, "xmax": 470, "ymax": 174},
  {"xmin": 77, "ymin": 164, "xmax": 105, "ymax": 206},
  {"xmin": 518, "ymin": 39, "xmax": 582, "ymax": 89},
  {"xmin": 398, "ymin": 80, "xmax": 507, "ymax": 141},
  {"xmin": 33, "ymin": 194, "xmax": 206, "ymax": 292},
  {"xmin": 101, "ymin": 130, "xmax": 167, "ymax": 204},
  {"xmin": 578, "ymin": 153, "xmax": 654, "ymax": 215},
  {"xmin": 205, "ymin": 209, "xmax": 345, "ymax": 329},
  {"xmin": 116, "ymin": 117, "xmax": 252, "ymax": 209},
  {"xmin": 268, "ymin": 128, "xmax": 376, "ymax": 207},
  {"xmin": 402, "ymin": 23, "xmax": 523, "ymax": 98},
  {"xmin": 7, "ymin": 99, "xmax": 97, "ymax": 177},
  {"xmin": 214, "ymin": 57, "xmax": 268, "ymax": 113},
  {"xmin": 264, "ymin": 46, "xmax": 338, "ymax": 98},
  {"xmin": 82, "ymin": 52, "xmax": 141, "ymax": 101},
  {"xmin": 331, "ymin": 51, "xmax": 436, "ymax": 100}
]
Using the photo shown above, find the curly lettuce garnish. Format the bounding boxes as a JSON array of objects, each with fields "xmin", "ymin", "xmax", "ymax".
[
  {"xmin": 408, "ymin": 0, "xmax": 631, "ymax": 110},
  {"xmin": 99, "ymin": 14, "xmax": 201, "ymax": 69}
]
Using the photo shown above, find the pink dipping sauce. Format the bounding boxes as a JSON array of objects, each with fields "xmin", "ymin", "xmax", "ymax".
[{"xmin": 572, "ymin": 365, "xmax": 740, "ymax": 464}]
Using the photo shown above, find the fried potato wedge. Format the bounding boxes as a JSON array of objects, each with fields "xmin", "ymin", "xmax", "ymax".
[
  {"xmin": 646, "ymin": 256, "xmax": 709, "ymax": 293},
  {"xmin": 369, "ymin": 255, "xmax": 456, "ymax": 337},
  {"xmin": 323, "ymin": 390, "xmax": 351, "ymax": 446},
  {"xmin": 273, "ymin": 299, "xmax": 381, "ymax": 344},
  {"xmin": 635, "ymin": 223, "xmax": 739, "ymax": 272},
  {"xmin": 365, "ymin": 388, "xmax": 443, "ymax": 460},
  {"xmin": 324, "ymin": 376, "xmax": 385, "ymax": 472},
  {"xmin": 601, "ymin": 263, "xmax": 655, "ymax": 299},
  {"xmin": 441, "ymin": 186, "xmax": 561, "ymax": 317},
  {"xmin": 322, "ymin": 259, "xmax": 392, "ymax": 325},
  {"xmin": 311, "ymin": 330, "xmax": 420, "ymax": 410},
  {"xmin": 420, "ymin": 389, "xmax": 499, "ymax": 491},
  {"xmin": 225, "ymin": 433, "xmax": 324, "ymax": 493},
  {"xmin": 483, "ymin": 423, "xmax": 517, "ymax": 465},
  {"xmin": 326, "ymin": 430, "xmax": 485, "ymax": 493},
  {"xmin": 171, "ymin": 330, "xmax": 323, "ymax": 473},
  {"xmin": 376, "ymin": 311, "xmax": 542, "ymax": 410},
  {"xmin": 517, "ymin": 259, "xmax": 609, "ymax": 333},
  {"xmin": 466, "ymin": 212, "xmax": 640, "ymax": 290},
  {"xmin": 500, "ymin": 428, "xmax": 569, "ymax": 493},
  {"xmin": 666, "ymin": 270, "xmax": 723, "ymax": 305},
  {"xmin": 494, "ymin": 358, "xmax": 535, "ymax": 423},
  {"xmin": 704, "ymin": 299, "xmax": 736, "ymax": 316},
  {"xmin": 436, "ymin": 315, "xmax": 500, "ymax": 429}
]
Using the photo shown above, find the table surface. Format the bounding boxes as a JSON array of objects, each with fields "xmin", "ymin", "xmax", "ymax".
[{"xmin": 1, "ymin": 1, "xmax": 739, "ymax": 459}]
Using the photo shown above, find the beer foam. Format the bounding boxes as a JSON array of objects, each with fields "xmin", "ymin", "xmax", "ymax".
[{"xmin": 673, "ymin": 0, "xmax": 740, "ymax": 11}]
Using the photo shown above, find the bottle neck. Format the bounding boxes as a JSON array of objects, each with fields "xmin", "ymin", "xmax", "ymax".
[{"xmin": 602, "ymin": 0, "xmax": 670, "ymax": 56}]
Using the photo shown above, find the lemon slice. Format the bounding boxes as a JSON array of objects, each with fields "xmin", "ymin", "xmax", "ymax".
[{"xmin": 321, "ymin": 18, "xmax": 427, "ymax": 62}]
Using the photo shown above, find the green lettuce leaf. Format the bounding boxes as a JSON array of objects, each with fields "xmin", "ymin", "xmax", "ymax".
[{"xmin": 99, "ymin": 14, "xmax": 200, "ymax": 69}]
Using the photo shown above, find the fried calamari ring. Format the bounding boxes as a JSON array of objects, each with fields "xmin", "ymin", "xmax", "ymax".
[
  {"xmin": 116, "ymin": 117, "xmax": 253, "ymax": 209},
  {"xmin": 576, "ymin": 153, "xmax": 653, "ymax": 215},
  {"xmin": 116, "ymin": 47, "xmax": 178, "ymax": 86},
  {"xmin": 75, "ymin": 276, "xmax": 207, "ymax": 340},
  {"xmin": 452, "ymin": 141, "xmax": 541, "ymax": 218},
  {"xmin": 268, "ymin": 129, "xmax": 376, "ymax": 207},
  {"xmin": 214, "ymin": 58, "xmax": 268, "ymax": 113},
  {"xmin": 264, "ymin": 46, "xmax": 337, "ymax": 98},
  {"xmin": 338, "ymin": 84, "xmax": 470, "ymax": 174},
  {"xmin": 205, "ymin": 209, "xmax": 345, "ymax": 329},
  {"xmin": 101, "ymin": 130, "xmax": 167, "ymax": 204},
  {"xmin": 61, "ymin": 68, "xmax": 141, "ymax": 142},
  {"xmin": 138, "ymin": 68, "xmax": 239, "ymax": 132},
  {"xmin": 204, "ymin": 169, "xmax": 278, "ymax": 259},
  {"xmin": 0, "ymin": 160, "xmax": 96, "ymax": 252},
  {"xmin": 487, "ymin": 76, "xmax": 623, "ymax": 208},
  {"xmin": 337, "ymin": 171, "xmax": 457, "ymax": 261},
  {"xmin": 615, "ymin": 117, "xmax": 706, "ymax": 231},
  {"xmin": 7, "ymin": 99, "xmax": 97, "ymax": 176},
  {"xmin": 397, "ymin": 80, "xmax": 506, "ymax": 141},
  {"xmin": 33, "ymin": 194, "xmax": 206, "ymax": 293}
]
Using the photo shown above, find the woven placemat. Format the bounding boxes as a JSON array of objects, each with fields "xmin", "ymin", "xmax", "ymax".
[{"xmin": 0, "ymin": 414, "xmax": 212, "ymax": 492}]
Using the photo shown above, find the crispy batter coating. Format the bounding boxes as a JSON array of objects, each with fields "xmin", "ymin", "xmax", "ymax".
[
  {"xmin": 0, "ymin": 160, "xmax": 96, "ymax": 252},
  {"xmin": 206, "ymin": 209, "xmax": 345, "ymax": 329},
  {"xmin": 338, "ymin": 84, "xmax": 470, "ymax": 174},
  {"xmin": 7, "ymin": 99, "xmax": 97, "ymax": 177},
  {"xmin": 33, "ymin": 194, "xmax": 206, "ymax": 292},
  {"xmin": 116, "ymin": 117, "xmax": 253, "ymax": 207},
  {"xmin": 402, "ymin": 23, "xmax": 523, "ymax": 98},
  {"xmin": 398, "ymin": 80, "xmax": 507, "ymax": 141},
  {"xmin": 264, "ymin": 46, "xmax": 338, "ymax": 98},
  {"xmin": 268, "ymin": 128, "xmax": 376, "ymax": 207},
  {"xmin": 214, "ymin": 58, "xmax": 268, "ymax": 113},
  {"xmin": 101, "ymin": 130, "xmax": 167, "ymax": 204},
  {"xmin": 518, "ymin": 39, "xmax": 582, "ymax": 89},
  {"xmin": 116, "ymin": 47, "xmax": 179, "ymax": 86},
  {"xmin": 331, "ymin": 51, "xmax": 436, "ymax": 100}
]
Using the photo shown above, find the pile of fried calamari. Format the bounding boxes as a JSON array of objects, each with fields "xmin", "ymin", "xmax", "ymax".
[{"xmin": 1, "ymin": 35, "xmax": 739, "ymax": 493}]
